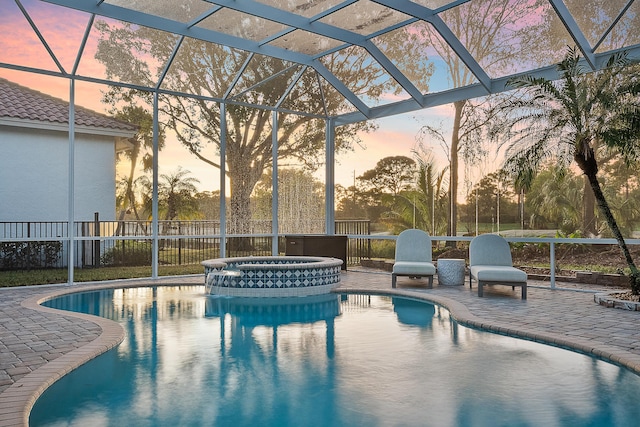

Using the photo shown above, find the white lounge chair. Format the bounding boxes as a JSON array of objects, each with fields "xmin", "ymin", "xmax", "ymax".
[
  {"xmin": 469, "ymin": 234, "xmax": 527, "ymax": 299},
  {"xmin": 392, "ymin": 229, "xmax": 436, "ymax": 288}
]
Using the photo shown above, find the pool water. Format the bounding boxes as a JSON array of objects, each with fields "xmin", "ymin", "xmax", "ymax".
[{"xmin": 31, "ymin": 286, "xmax": 640, "ymax": 427}]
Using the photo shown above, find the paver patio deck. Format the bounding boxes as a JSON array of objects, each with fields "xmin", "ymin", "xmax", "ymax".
[{"xmin": 1, "ymin": 270, "xmax": 639, "ymax": 426}]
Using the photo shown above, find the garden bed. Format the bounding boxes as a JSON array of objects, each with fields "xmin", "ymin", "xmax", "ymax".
[{"xmin": 360, "ymin": 244, "xmax": 637, "ymax": 288}]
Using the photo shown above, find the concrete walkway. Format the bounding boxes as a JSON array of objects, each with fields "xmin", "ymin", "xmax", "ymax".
[{"xmin": 1, "ymin": 270, "xmax": 639, "ymax": 426}]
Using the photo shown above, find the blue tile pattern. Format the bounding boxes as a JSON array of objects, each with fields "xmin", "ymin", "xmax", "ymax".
[{"xmin": 202, "ymin": 256, "xmax": 342, "ymax": 297}]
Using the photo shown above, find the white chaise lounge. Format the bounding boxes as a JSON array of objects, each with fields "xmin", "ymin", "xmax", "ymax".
[
  {"xmin": 392, "ymin": 229, "xmax": 436, "ymax": 288},
  {"xmin": 469, "ymin": 234, "xmax": 527, "ymax": 299}
]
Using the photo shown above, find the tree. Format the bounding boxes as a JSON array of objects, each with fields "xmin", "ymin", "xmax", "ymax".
[
  {"xmin": 599, "ymin": 159, "xmax": 640, "ymax": 237},
  {"xmin": 386, "ymin": 150, "xmax": 448, "ymax": 235},
  {"xmin": 350, "ymin": 149, "xmax": 448, "ymax": 235},
  {"xmin": 195, "ymin": 191, "xmax": 221, "ymax": 221},
  {"xmin": 94, "ymin": 21, "xmax": 433, "ymax": 234},
  {"xmin": 335, "ymin": 182, "xmax": 386, "ymax": 222},
  {"xmin": 413, "ymin": 149, "xmax": 448, "ymax": 235},
  {"xmin": 138, "ymin": 167, "xmax": 201, "ymax": 222},
  {"xmin": 113, "ymin": 105, "xmax": 165, "ymax": 230},
  {"xmin": 358, "ymin": 156, "xmax": 417, "ymax": 196},
  {"xmin": 502, "ymin": 48, "xmax": 640, "ymax": 294},
  {"xmin": 463, "ymin": 171, "xmax": 517, "ymax": 229},
  {"xmin": 524, "ymin": 165, "xmax": 583, "ymax": 233},
  {"xmin": 545, "ymin": 0, "xmax": 640, "ymax": 234},
  {"xmin": 252, "ymin": 168, "xmax": 325, "ymax": 233},
  {"xmin": 161, "ymin": 168, "xmax": 201, "ymax": 221},
  {"xmin": 335, "ymin": 183, "xmax": 363, "ymax": 219},
  {"xmin": 416, "ymin": 0, "xmax": 548, "ymax": 238}
]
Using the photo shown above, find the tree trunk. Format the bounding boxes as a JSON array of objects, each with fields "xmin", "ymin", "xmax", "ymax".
[
  {"xmin": 578, "ymin": 153, "xmax": 640, "ymax": 294},
  {"xmin": 227, "ymin": 155, "xmax": 263, "ymax": 253},
  {"xmin": 229, "ymin": 179, "xmax": 253, "ymax": 235},
  {"xmin": 582, "ymin": 177, "xmax": 596, "ymax": 236},
  {"xmin": 115, "ymin": 153, "xmax": 139, "ymax": 236},
  {"xmin": 519, "ymin": 189, "xmax": 525, "ymax": 230},
  {"xmin": 447, "ymin": 100, "xmax": 465, "ymax": 245}
]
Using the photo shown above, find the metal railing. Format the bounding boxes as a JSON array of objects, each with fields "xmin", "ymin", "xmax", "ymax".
[
  {"xmin": 0, "ymin": 220, "xmax": 371, "ymax": 269},
  {"xmin": 336, "ymin": 220, "xmax": 371, "ymax": 264},
  {"xmin": 3, "ymin": 219, "xmax": 638, "ymax": 290},
  {"xmin": 349, "ymin": 234, "xmax": 640, "ymax": 289}
]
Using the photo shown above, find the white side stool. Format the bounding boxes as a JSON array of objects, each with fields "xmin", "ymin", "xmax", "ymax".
[{"xmin": 437, "ymin": 259, "xmax": 466, "ymax": 286}]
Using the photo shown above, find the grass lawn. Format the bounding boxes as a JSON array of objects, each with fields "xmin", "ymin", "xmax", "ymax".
[{"xmin": 0, "ymin": 264, "xmax": 204, "ymax": 287}]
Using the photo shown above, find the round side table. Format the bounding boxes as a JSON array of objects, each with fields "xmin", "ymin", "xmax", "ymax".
[{"xmin": 437, "ymin": 258, "xmax": 466, "ymax": 286}]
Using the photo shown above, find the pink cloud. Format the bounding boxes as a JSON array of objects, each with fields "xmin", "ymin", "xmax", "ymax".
[
  {"xmin": 0, "ymin": 2, "xmax": 57, "ymax": 71},
  {"xmin": 0, "ymin": 0, "xmax": 105, "ymax": 96},
  {"xmin": 21, "ymin": 0, "xmax": 93, "ymax": 73},
  {"xmin": 0, "ymin": 1, "xmax": 162, "ymax": 88}
]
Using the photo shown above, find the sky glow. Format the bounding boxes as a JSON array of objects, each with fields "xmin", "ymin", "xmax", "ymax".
[{"xmin": 0, "ymin": 0, "xmax": 511, "ymax": 196}]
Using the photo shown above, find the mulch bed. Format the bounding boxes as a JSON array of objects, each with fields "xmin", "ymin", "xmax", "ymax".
[
  {"xmin": 609, "ymin": 291, "xmax": 640, "ymax": 302},
  {"xmin": 436, "ymin": 244, "xmax": 640, "ymax": 275}
]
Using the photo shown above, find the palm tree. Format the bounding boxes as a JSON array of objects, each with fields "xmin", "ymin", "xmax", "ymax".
[
  {"xmin": 524, "ymin": 165, "xmax": 582, "ymax": 233},
  {"xmin": 137, "ymin": 168, "xmax": 201, "ymax": 221},
  {"xmin": 413, "ymin": 152, "xmax": 448, "ymax": 236},
  {"xmin": 158, "ymin": 168, "xmax": 201, "ymax": 222},
  {"xmin": 384, "ymin": 150, "xmax": 448, "ymax": 235},
  {"xmin": 113, "ymin": 106, "xmax": 164, "ymax": 226},
  {"xmin": 501, "ymin": 48, "xmax": 640, "ymax": 294},
  {"xmin": 600, "ymin": 159, "xmax": 640, "ymax": 236}
]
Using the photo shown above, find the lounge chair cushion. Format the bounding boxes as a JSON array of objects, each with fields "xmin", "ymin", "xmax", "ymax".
[
  {"xmin": 393, "ymin": 261, "xmax": 436, "ymax": 276},
  {"xmin": 470, "ymin": 265, "xmax": 527, "ymax": 283}
]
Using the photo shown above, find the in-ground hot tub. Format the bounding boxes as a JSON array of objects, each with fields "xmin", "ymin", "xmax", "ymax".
[{"xmin": 202, "ymin": 256, "xmax": 343, "ymax": 297}]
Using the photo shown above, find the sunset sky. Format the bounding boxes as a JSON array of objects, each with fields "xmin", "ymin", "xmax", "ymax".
[{"xmin": 0, "ymin": 0, "xmax": 504, "ymax": 197}]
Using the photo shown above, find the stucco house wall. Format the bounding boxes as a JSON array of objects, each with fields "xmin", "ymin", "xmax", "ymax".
[
  {"xmin": 0, "ymin": 125, "xmax": 119, "ymax": 222},
  {"xmin": 0, "ymin": 78, "xmax": 136, "ymax": 228}
]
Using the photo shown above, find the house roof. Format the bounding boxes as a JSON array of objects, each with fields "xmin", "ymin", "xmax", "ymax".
[{"xmin": 0, "ymin": 78, "xmax": 138, "ymax": 133}]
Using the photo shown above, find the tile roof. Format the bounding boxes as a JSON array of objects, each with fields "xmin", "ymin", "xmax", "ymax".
[{"xmin": 0, "ymin": 78, "xmax": 137, "ymax": 132}]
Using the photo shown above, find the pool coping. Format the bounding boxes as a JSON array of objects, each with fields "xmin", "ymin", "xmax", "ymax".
[
  {"xmin": 0, "ymin": 279, "xmax": 196, "ymax": 427},
  {"xmin": 1, "ymin": 274, "xmax": 640, "ymax": 426},
  {"xmin": 1, "ymin": 282, "xmax": 127, "ymax": 427}
]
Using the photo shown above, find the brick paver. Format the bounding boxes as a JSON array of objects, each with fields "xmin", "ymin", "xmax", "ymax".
[{"xmin": 0, "ymin": 271, "xmax": 639, "ymax": 426}]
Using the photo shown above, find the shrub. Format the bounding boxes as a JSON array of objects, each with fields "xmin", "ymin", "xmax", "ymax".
[
  {"xmin": 101, "ymin": 241, "xmax": 152, "ymax": 266},
  {"xmin": 0, "ymin": 241, "xmax": 62, "ymax": 270},
  {"xmin": 369, "ymin": 239, "xmax": 396, "ymax": 259}
]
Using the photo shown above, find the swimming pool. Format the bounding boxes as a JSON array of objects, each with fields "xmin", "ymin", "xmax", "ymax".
[{"xmin": 31, "ymin": 286, "xmax": 640, "ymax": 426}]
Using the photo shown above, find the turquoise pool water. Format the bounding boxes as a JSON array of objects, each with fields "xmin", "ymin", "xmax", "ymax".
[{"xmin": 31, "ymin": 286, "xmax": 640, "ymax": 427}]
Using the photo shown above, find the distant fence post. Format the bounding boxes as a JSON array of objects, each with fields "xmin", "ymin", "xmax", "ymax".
[
  {"xmin": 94, "ymin": 212, "xmax": 100, "ymax": 268},
  {"xmin": 178, "ymin": 220, "xmax": 182, "ymax": 265}
]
